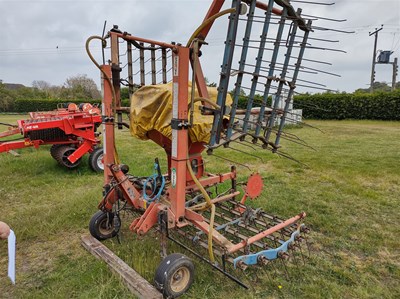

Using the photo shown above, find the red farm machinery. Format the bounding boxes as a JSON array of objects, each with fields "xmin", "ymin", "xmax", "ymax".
[
  {"xmin": 85, "ymin": 0, "xmax": 346, "ymax": 297},
  {"xmin": 0, "ymin": 103, "xmax": 104, "ymax": 171}
]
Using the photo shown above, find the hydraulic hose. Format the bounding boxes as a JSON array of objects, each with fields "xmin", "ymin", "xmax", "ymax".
[
  {"xmin": 186, "ymin": 8, "xmax": 236, "ymax": 48},
  {"xmin": 186, "ymin": 159, "xmax": 215, "ymax": 263},
  {"xmin": 191, "ymin": 97, "xmax": 221, "ymax": 110},
  {"xmin": 85, "ymin": 35, "xmax": 121, "ymax": 165},
  {"xmin": 85, "ymin": 36, "xmax": 116, "ymax": 105}
]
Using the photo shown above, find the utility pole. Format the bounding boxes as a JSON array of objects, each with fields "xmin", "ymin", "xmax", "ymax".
[
  {"xmin": 369, "ymin": 25, "xmax": 383, "ymax": 93},
  {"xmin": 392, "ymin": 57, "xmax": 398, "ymax": 91}
]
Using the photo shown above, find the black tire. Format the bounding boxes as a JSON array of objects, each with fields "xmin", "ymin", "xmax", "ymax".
[
  {"xmin": 54, "ymin": 145, "xmax": 81, "ymax": 169},
  {"xmin": 154, "ymin": 253, "xmax": 195, "ymax": 298},
  {"xmin": 89, "ymin": 147, "xmax": 104, "ymax": 172},
  {"xmin": 50, "ymin": 144, "xmax": 64, "ymax": 160},
  {"xmin": 89, "ymin": 210, "xmax": 119, "ymax": 241}
]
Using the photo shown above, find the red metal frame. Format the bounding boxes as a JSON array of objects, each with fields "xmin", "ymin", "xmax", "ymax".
[
  {"xmin": 97, "ymin": 0, "xmax": 305, "ymax": 256},
  {"xmin": 0, "ymin": 105, "xmax": 101, "ymax": 163}
]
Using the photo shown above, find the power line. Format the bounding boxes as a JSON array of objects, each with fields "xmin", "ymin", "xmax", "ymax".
[{"xmin": 0, "ymin": 46, "xmax": 101, "ymax": 56}]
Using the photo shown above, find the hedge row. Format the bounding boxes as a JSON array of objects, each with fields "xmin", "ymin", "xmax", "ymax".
[
  {"xmin": 5, "ymin": 91, "xmax": 400, "ymax": 120},
  {"xmin": 11, "ymin": 98, "xmax": 130, "ymax": 113},
  {"xmin": 293, "ymin": 91, "xmax": 400, "ymax": 120}
]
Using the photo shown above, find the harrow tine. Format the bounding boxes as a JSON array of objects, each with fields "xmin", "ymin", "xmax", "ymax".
[
  {"xmin": 303, "ymin": 233, "xmax": 312, "ymax": 257},
  {"xmin": 290, "ymin": 243, "xmax": 301, "ymax": 270},
  {"xmin": 296, "ymin": 239, "xmax": 307, "ymax": 265},
  {"xmin": 263, "ymin": 263, "xmax": 275, "ymax": 285},
  {"xmin": 269, "ymin": 259, "xmax": 279, "ymax": 279},
  {"xmin": 279, "ymin": 257, "xmax": 291, "ymax": 281}
]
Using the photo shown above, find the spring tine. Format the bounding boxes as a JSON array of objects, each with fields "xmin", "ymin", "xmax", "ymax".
[
  {"xmin": 296, "ymin": 239, "xmax": 307, "ymax": 265},
  {"xmin": 312, "ymin": 25, "xmax": 355, "ymax": 34},
  {"xmin": 290, "ymin": 0, "xmax": 335, "ymax": 6},
  {"xmin": 246, "ymin": 62, "xmax": 318, "ymax": 75},
  {"xmin": 303, "ymin": 233, "xmax": 312, "ymax": 257},
  {"xmin": 298, "ymin": 44, "xmax": 348, "ymax": 53},
  {"xmin": 299, "ymin": 64, "xmax": 341, "ymax": 77},
  {"xmin": 301, "ymin": 13, "xmax": 346, "ymax": 22},
  {"xmin": 295, "ymin": 83, "xmax": 336, "ymax": 92},
  {"xmin": 271, "ymin": 128, "xmax": 307, "ymax": 143},
  {"xmin": 264, "ymin": 263, "xmax": 275, "ymax": 283},
  {"xmin": 269, "ymin": 258, "xmax": 279, "ymax": 278},
  {"xmin": 247, "ymin": 39, "xmax": 311, "ymax": 46},
  {"xmin": 275, "ymin": 133, "xmax": 316, "ymax": 150},
  {"xmin": 242, "ymin": 84, "xmax": 294, "ymax": 95},
  {"xmin": 292, "ymin": 77, "xmax": 327, "ymax": 87},
  {"xmin": 209, "ymin": 152, "xmax": 252, "ymax": 171},
  {"xmin": 279, "ymin": 257, "xmax": 291, "ymax": 281},
  {"xmin": 275, "ymin": 150, "xmax": 309, "ymax": 167},
  {"xmin": 295, "ymin": 56, "xmax": 332, "ymax": 65},
  {"xmin": 307, "ymin": 36, "xmax": 339, "ymax": 43},
  {"xmin": 291, "ymin": 245, "xmax": 300, "ymax": 270}
]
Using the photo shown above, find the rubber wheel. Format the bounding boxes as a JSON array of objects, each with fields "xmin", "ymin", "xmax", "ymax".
[
  {"xmin": 54, "ymin": 145, "xmax": 81, "ymax": 169},
  {"xmin": 154, "ymin": 253, "xmax": 195, "ymax": 298},
  {"xmin": 89, "ymin": 210, "xmax": 119, "ymax": 241},
  {"xmin": 50, "ymin": 144, "xmax": 64, "ymax": 160},
  {"xmin": 88, "ymin": 147, "xmax": 104, "ymax": 172}
]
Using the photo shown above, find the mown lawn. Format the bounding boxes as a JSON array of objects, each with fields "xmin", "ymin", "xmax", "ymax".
[{"xmin": 0, "ymin": 114, "xmax": 399, "ymax": 299}]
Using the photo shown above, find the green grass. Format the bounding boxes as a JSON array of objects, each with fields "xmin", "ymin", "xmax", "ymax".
[{"xmin": 0, "ymin": 114, "xmax": 399, "ymax": 298}]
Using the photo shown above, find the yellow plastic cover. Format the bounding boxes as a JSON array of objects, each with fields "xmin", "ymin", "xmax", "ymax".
[{"xmin": 130, "ymin": 83, "xmax": 232, "ymax": 143}]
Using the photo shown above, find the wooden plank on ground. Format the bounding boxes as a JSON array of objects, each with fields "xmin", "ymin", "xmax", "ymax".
[{"xmin": 81, "ymin": 235, "xmax": 163, "ymax": 299}]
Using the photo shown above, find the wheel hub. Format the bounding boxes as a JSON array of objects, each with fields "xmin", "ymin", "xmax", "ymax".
[{"xmin": 170, "ymin": 267, "xmax": 190, "ymax": 293}]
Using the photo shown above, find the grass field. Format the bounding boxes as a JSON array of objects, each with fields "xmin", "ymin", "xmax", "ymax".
[{"xmin": 0, "ymin": 114, "xmax": 399, "ymax": 299}]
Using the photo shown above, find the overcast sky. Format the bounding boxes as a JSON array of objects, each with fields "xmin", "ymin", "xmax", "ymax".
[{"xmin": 0, "ymin": 0, "xmax": 399, "ymax": 93}]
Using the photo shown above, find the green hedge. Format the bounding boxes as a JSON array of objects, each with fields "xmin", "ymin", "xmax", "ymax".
[
  {"xmin": 5, "ymin": 91, "xmax": 400, "ymax": 121},
  {"xmin": 294, "ymin": 91, "xmax": 400, "ymax": 120}
]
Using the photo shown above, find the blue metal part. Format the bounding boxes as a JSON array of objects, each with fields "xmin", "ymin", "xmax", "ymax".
[
  {"xmin": 254, "ymin": 8, "xmax": 288, "ymax": 137},
  {"xmin": 226, "ymin": 0, "xmax": 257, "ymax": 140},
  {"xmin": 241, "ymin": 0, "xmax": 275, "ymax": 134},
  {"xmin": 264, "ymin": 14, "xmax": 300, "ymax": 145},
  {"xmin": 209, "ymin": 0, "xmax": 241, "ymax": 147},
  {"xmin": 233, "ymin": 224, "xmax": 303, "ymax": 268},
  {"xmin": 142, "ymin": 162, "xmax": 165, "ymax": 203},
  {"xmin": 275, "ymin": 19, "xmax": 312, "ymax": 146}
]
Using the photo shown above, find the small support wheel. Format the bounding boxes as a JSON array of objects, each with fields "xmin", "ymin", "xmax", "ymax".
[
  {"xmin": 54, "ymin": 145, "xmax": 81, "ymax": 169},
  {"xmin": 154, "ymin": 253, "xmax": 195, "ymax": 298},
  {"xmin": 50, "ymin": 144, "xmax": 64, "ymax": 160},
  {"xmin": 89, "ymin": 210, "xmax": 119, "ymax": 241},
  {"xmin": 88, "ymin": 147, "xmax": 104, "ymax": 172}
]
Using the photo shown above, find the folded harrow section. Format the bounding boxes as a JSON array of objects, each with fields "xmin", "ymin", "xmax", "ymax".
[{"xmin": 172, "ymin": 199, "xmax": 310, "ymax": 278}]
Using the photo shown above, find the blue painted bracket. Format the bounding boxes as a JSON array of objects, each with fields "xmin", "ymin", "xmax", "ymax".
[{"xmin": 233, "ymin": 224, "xmax": 303, "ymax": 268}]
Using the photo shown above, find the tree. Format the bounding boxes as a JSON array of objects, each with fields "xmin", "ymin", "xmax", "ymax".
[
  {"xmin": 0, "ymin": 83, "xmax": 15, "ymax": 111},
  {"xmin": 32, "ymin": 80, "xmax": 51, "ymax": 91},
  {"xmin": 64, "ymin": 74, "xmax": 101, "ymax": 99},
  {"xmin": 355, "ymin": 81, "xmax": 393, "ymax": 93},
  {"xmin": 204, "ymin": 77, "xmax": 217, "ymax": 87}
]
